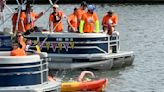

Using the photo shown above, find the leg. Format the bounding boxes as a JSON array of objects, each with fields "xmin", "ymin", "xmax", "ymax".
[
  {"xmin": 103, "ymin": 26, "xmax": 108, "ymax": 34},
  {"xmin": 107, "ymin": 25, "xmax": 113, "ymax": 35}
]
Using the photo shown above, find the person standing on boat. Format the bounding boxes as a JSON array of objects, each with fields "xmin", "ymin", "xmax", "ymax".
[
  {"xmin": 49, "ymin": 4, "xmax": 65, "ymax": 32},
  {"xmin": 77, "ymin": 1, "xmax": 87, "ymax": 27},
  {"xmin": 24, "ymin": 2, "xmax": 44, "ymax": 32},
  {"xmin": 12, "ymin": 8, "xmax": 26, "ymax": 33},
  {"xmin": 102, "ymin": 10, "xmax": 118, "ymax": 35},
  {"xmin": 79, "ymin": 4, "xmax": 100, "ymax": 33},
  {"xmin": 67, "ymin": 7, "xmax": 78, "ymax": 32},
  {"xmin": 10, "ymin": 41, "xmax": 26, "ymax": 56}
]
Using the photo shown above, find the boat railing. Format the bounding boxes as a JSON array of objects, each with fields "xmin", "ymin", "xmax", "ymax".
[{"xmin": 109, "ymin": 31, "xmax": 120, "ymax": 54}]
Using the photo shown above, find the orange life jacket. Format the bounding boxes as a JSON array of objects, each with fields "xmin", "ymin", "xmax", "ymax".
[
  {"xmin": 24, "ymin": 12, "xmax": 38, "ymax": 31},
  {"xmin": 10, "ymin": 48, "xmax": 26, "ymax": 56},
  {"xmin": 81, "ymin": 12, "xmax": 98, "ymax": 33},
  {"xmin": 77, "ymin": 7, "xmax": 86, "ymax": 26},
  {"xmin": 102, "ymin": 13, "xmax": 118, "ymax": 27},
  {"xmin": 68, "ymin": 13, "xmax": 78, "ymax": 30},
  {"xmin": 12, "ymin": 12, "xmax": 26, "ymax": 32},
  {"xmin": 49, "ymin": 11, "xmax": 63, "ymax": 32}
]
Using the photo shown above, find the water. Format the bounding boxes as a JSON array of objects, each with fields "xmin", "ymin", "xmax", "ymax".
[{"xmin": 1, "ymin": 4, "xmax": 164, "ymax": 92}]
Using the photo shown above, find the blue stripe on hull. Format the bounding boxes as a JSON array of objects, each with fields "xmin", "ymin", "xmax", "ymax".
[
  {"xmin": 0, "ymin": 61, "xmax": 48, "ymax": 86},
  {"xmin": 0, "ymin": 74, "xmax": 41, "ymax": 87},
  {"xmin": 0, "ymin": 60, "xmax": 47, "ymax": 67},
  {"xmin": 0, "ymin": 36, "xmax": 12, "ymax": 51}
]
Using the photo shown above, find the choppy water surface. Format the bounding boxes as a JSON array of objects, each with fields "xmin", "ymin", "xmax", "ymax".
[{"xmin": 2, "ymin": 4, "xmax": 164, "ymax": 92}]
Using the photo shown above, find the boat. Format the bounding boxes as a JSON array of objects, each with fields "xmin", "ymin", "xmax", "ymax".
[
  {"xmin": 0, "ymin": 0, "xmax": 134, "ymax": 70},
  {"xmin": 0, "ymin": 51, "xmax": 61, "ymax": 92},
  {"xmin": 24, "ymin": 31, "xmax": 135, "ymax": 70},
  {"xmin": 0, "ymin": 30, "xmax": 135, "ymax": 70},
  {"xmin": 61, "ymin": 79, "xmax": 108, "ymax": 92}
]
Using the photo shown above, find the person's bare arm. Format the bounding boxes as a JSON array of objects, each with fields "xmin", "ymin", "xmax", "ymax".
[{"xmin": 78, "ymin": 71, "xmax": 95, "ymax": 82}]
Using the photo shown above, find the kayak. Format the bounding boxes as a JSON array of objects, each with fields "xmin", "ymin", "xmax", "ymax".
[{"xmin": 61, "ymin": 79, "xmax": 108, "ymax": 92}]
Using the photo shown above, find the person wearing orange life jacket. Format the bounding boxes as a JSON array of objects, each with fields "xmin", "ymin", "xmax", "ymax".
[
  {"xmin": 49, "ymin": 4, "xmax": 66, "ymax": 32},
  {"xmin": 67, "ymin": 7, "xmax": 78, "ymax": 32},
  {"xmin": 24, "ymin": 2, "xmax": 44, "ymax": 32},
  {"xmin": 102, "ymin": 10, "xmax": 118, "ymax": 35},
  {"xmin": 10, "ymin": 41, "xmax": 26, "ymax": 56},
  {"xmin": 79, "ymin": 4, "xmax": 100, "ymax": 33},
  {"xmin": 77, "ymin": 1, "xmax": 87, "ymax": 27},
  {"xmin": 12, "ymin": 8, "xmax": 26, "ymax": 33}
]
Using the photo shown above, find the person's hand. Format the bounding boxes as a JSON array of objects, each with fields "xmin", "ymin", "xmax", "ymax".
[
  {"xmin": 23, "ymin": 29, "xmax": 26, "ymax": 33},
  {"xmin": 72, "ymin": 27, "xmax": 77, "ymax": 32},
  {"xmin": 103, "ymin": 24, "xmax": 108, "ymax": 27},
  {"xmin": 93, "ymin": 31, "xmax": 98, "ymax": 33},
  {"xmin": 104, "ymin": 30, "xmax": 108, "ymax": 34},
  {"xmin": 108, "ymin": 23, "xmax": 112, "ymax": 27},
  {"xmin": 74, "ymin": 29, "xmax": 78, "ymax": 32},
  {"xmin": 112, "ymin": 24, "xmax": 117, "ymax": 27}
]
